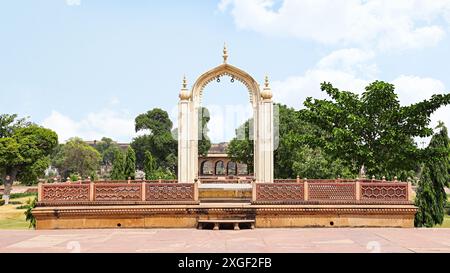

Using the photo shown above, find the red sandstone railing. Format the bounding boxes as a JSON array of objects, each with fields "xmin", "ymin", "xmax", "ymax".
[
  {"xmin": 38, "ymin": 181, "xmax": 198, "ymax": 204},
  {"xmin": 38, "ymin": 178, "xmax": 413, "ymax": 205},
  {"xmin": 61, "ymin": 179, "xmax": 178, "ymax": 184},
  {"xmin": 253, "ymin": 179, "xmax": 412, "ymax": 204}
]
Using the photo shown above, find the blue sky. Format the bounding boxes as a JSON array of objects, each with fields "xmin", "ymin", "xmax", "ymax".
[{"xmin": 1, "ymin": 0, "xmax": 449, "ymax": 144}]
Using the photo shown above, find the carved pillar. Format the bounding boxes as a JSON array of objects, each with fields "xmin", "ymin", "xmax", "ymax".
[
  {"xmin": 253, "ymin": 104, "xmax": 259, "ymax": 181},
  {"xmin": 188, "ymin": 103, "xmax": 199, "ymax": 183},
  {"xmin": 178, "ymin": 77, "xmax": 192, "ymax": 183},
  {"xmin": 37, "ymin": 182, "xmax": 43, "ymax": 202},
  {"xmin": 256, "ymin": 76, "xmax": 274, "ymax": 183}
]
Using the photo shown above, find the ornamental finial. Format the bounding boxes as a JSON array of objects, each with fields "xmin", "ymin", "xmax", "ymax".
[
  {"xmin": 223, "ymin": 43, "xmax": 228, "ymax": 64},
  {"xmin": 179, "ymin": 75, "xmax": 190, "ymax": 100},
  {"xmin": 261, "ymin": 75, "xmax": 273, "ymax": 100},
  {"xmin": 182, "ymin": 75, "xmax": 187, "ymax": 89}
]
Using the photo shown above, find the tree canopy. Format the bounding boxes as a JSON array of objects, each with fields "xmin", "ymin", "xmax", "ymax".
[
  {"xmin": 301, "ymin": 81, "xmax": 450, "ymax": 179},
  {"xmin": 198, "ymin": 107, "xmax": 212, "ymax": 157},
  {"xmin": 227, "ymin": 104, "xmax": 353, "ymax": 179},
  {"xmin": 131, "ymin": 108, "xmax": 177, "ymax": 174},
  {"xmin": 93, "ymin": 137, "xmax": 122, "ymax": 167},
  {"xmin": 0, "ymin": 114, "xmax": 58, "ymax": 188},
  {"xmin": 110, "ymin": 149, "xmax": 125, "ymax": 180},
  {"xmin": 415, "ymin": 122, "xmax": 450, "ymax": 227},
  {"xmin": 124, "ymin": 146, "xmax": 136, "ymax": 179},
  {"xmin": 52, "ymin": 137, "xmax": 100, "ymax": 179},
  {"xmin": 227, "ymin": 119, "xmax": 254, "ymax": 174}
]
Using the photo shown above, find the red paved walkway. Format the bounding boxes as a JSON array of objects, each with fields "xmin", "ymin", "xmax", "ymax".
[{"xmin": 1, "ymin": 228, "xmax": 450, "ymax": 253}]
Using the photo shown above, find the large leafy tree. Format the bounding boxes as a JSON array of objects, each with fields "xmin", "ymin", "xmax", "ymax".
[
  {"xmin": 124, "ymin": 146, "xmax": 136, "ymax": 179},
  {"xmin": 227, "ymin": 104, "xmax": 353, "ymax": 178},
  {"xmin": 272, "ymin": 104, "xmax": 349, "ymax": 179},
  {"xmin": 52, "ymin": 137, "xmax": 101, "ymax": 179},
  {"xmin": 0, "ymin": 114, "xmax": 58, "ymax": 192},
  {"xmin": 301, "ymin": 81, "xmax": 450, "ymax": 179},
  {"xmin": 144, "ymin": 151, "xmax": 175, "ymax": 180},
  {"xmin": 292, "ymin": 147, "xmax": 353, "ymax": 179},
  {"xmin": 94, "ymin": 137, "xmax": 122, "ymax": 167},
  {"xmin": 227, "ymin": 119, "xmax": 254, "ymax": 174},
  {"xmin": 132, "ymin": 108, "xmax": 177, "ymax": 173}
]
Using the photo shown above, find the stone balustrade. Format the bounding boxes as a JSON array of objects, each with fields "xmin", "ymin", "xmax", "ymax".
[
  {"xmin": 38, "ymin": 179, "xmax": 413, "ymax": 205},
  {"xmin": 253, "ymin": 179, "xmax": 413, "ymax": 204},
  {"xmin": 38, "ymin": 181, "xmax": 198, "ymax": 204}
]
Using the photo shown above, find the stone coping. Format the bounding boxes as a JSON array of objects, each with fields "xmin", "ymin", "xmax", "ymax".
[
  {"xmin": 199, "ymin": 183, "xmax": 252, "ymax": 189},
  {"xmin": 34, "ymin": 203, "xmax": 416, "ymax": 210}
]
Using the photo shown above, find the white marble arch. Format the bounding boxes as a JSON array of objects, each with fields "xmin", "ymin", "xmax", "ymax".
[{"xmin": 178, "ymin": 46, "xmax": 274, "ymax": 183}]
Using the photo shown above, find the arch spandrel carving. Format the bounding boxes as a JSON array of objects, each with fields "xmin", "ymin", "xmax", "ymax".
[{"xmin": 190, "ymin": 63, "xmax": 261, "ymax": 106}]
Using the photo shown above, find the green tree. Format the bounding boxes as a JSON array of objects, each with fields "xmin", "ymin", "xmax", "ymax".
[
  {"xmin": 415, "ymin": 166, "xmax": 438, "ymax": 227},
  {"xmin": 227, "ymin": 119, "xmax": 254, "ymax": 174},
  {"xmin": 124, "ymin": 146, "xmax": 136, "ymax": 180},
  {"xmin": 94, "ymin": 137, "xmax": 122, "ymax": 167},
  {"xmin": 143, "ymin": 150, "xmax": 176, "ymax": 180},
  {"xmin": 421, "ymin": 122, "xmax": 450, "ymax": 225},
  {"xmin": 110, "ymin": 149, "xmax": 125, "ymax": 180},
  {"xmin": 227, "ymin": 104, "xmax": 353, "ymax": 179},
  {"xmin": 0, "ymin": 114, "xmax": 58, "ymax": 192},
  {"xmin": 143, "ymin": 151, "xmax": 155, "ymax": 179},
  {"xmin": 131, "ymin": 108, "xmax": 177, "ymax": 174},
  {"xmin": 292, "ymin": 146, "xmax": 353, "ymax": 179},
  {"xmin": 198, "ymin": 107, "xmax": 212, "ymax": 157},
  {"xmin": 52, "ymin": 137, "xmax": 101, "ymax": 179},
  {"xmin": 301, "ymin": 81, "xmax": 450, "ymax": 179}
]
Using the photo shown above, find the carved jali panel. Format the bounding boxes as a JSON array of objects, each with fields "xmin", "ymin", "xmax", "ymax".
[
  {"xmin": 42, "ymin": 184, "xmax": 90, "ymax": 201},
  {"xmin": 361, "ymin": 183, "xmax": 408, "ymax": 200},
  {"xmin": 256, "ymin": 183, "xmax": 304, "ymax": 202},
  {"xmin": 94, "ymin": 183, "xmax": 142, "ymax": 201},
  {"xmin": 308, "ymin": 183, "xmax": 356, "ymax": 200},
  {"xmin": 146, "ymin": 183, "xmax": 195, "ymax": 201}
]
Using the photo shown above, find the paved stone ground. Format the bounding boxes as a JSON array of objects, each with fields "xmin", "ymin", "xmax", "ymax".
[{"xmin": 1, "ymin": 228, "xmax": 450, "ymax": 253}]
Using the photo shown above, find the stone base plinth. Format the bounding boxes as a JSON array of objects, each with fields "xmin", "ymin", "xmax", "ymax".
[{"xmin": 33, "ymin": 203, "xmax": 416, "ymax": 229}]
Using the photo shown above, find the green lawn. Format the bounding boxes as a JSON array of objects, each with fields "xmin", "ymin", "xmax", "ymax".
[
  {"xmin": 0, "ymin": 195, "xmax": 35, "ymax": 229},
  {"xmin": 436, "ymin": 215, "xmax": 450, "ymax": 228}
]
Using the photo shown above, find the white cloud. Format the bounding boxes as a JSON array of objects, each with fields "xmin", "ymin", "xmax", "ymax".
[
  {"xmin": 42, "ymin": 109, "xmax": 136, "ymax": 143},
  {"xmin": 219, "ymin": 0, "xmax": 450, "ymax": 50},
  {"xmin": 273, "ymin": 48, "xmax": 374, "ymax": 108},
  {"xmin": 392, "ymin": 75, "xmax": 450, "ymax": 143},
  {"xmin": 392, "ymin": 75, "xmax": 446, "ymax": 106},
  {"xmin": 271, "ymin": 48, "xmax": 450, "ymax": 145},
  {"xmin": 273, "ymin": 68, "xmax": 370, "ymax": 109}
]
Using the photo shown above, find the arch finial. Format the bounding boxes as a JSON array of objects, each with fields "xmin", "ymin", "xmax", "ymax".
[
  {"xmin": 264, "ymin": 75, "xmax": 270, "ymax": 88},
  {"xmin": 179, "ymin": 75, "xmax": 190, "ymax": 100},
  {"xmin": 182, "ymin": 75, "xmax": 187, "ymax": 89},
  {"xmin": 261, "ymin": 75, "xmax": 273, "ymax": 100},
  {"xmin": 223, "ymin": 43, "xmax": 228, "ymax": 64}
]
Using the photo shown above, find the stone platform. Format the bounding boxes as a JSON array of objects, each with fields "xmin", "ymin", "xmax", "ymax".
[
  {"xmin": 33, "ymin": 179, "xmax": 417, "ymax": 230},
  {"xmin": 2, "ymin": 228, "xmax": 450, "ymax": 253},
  {"xmin": 33, "ymin": 202, "xmax": 416, "ymax": 229}
]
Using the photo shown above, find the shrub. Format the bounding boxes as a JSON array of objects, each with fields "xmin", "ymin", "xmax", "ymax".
[
  {"xmin": 24, "ymin": 197, "xmax": 37, "ymax": 229},
  {"xmin": 0, "ymin": 199, "xmax": 4, "ymax": 206},
  {"xmin": 10, "ymin": 192, "xmax": 37, "ymax": 199}
]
